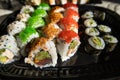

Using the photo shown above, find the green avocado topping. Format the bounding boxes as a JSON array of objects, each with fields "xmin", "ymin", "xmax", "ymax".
[
  {"xmin": 69, "ymin": 40, "xmax": 78, "ymax": 49},
  {"xmin": 0, "ymin": 56, "xmax": 8, "ymax": 63},
  {"xmin": 34, "ymin": 51, "xmax": 51, "ymax": 61},
  {"xmin": 32, "ymin": 9, "xmax": 47, "ymax": 17},
  {"xmin": 37, "ymin": 3, "xmax": 51, "ymax": 11},
  {"xmin": 92, "ymin": 37, "xmax": 102, "ymax": 46},
  {"xmin": 27, "ymin": 15, "xmax": 45, "ymax": 28}
]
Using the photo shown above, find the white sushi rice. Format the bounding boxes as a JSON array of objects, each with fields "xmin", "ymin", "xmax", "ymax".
[
  {"xmin": 98, "ymin": 25, "xmax": 111, "ymax": 33},
  {"xmin": 81, "ymin": 11, "xmax": 94, "ymax": 19},
  {"xmin": 20, "ymin": 5, "xmax": 34, "ymax": 14},
  {"xmin": 7, "ymin": 21, "xmax": 26, "ymax": 36},
  {"xmin": 57, "ymin": 38, "xmax": 80, "ymax": 62},
  {"xmin": 16, "ymin": 13, "xmax": 30, "ymax": 22},
  {"xmin": 88, "ymin": 36, "xmax": 105, "ymax": 50},
  {"xmin": 84, "ymin": 18, "xmax": 97, "ymax": 27},
  {"xmin": 0, "ymin": 35, "xmax": 19, "ymax": 56},
  {"xmin": 25, "ymin": 40, "xmax": 58, "ymax": 68},
  {"xmin": 85, "ymin": 27, "xmax": 100, "ymax": 36}
]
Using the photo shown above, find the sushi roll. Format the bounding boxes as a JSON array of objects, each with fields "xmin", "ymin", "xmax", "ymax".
[
  {"xmin": 16, "ymin": 13, "xmax": 30, "ymax": 22},
  {"xmin": 85, "ymin": 27, "xmax": 100, "ymax": 37},
  {"xmin": 37, "ymin": 3, "xmax": 51, "ymax": 11},
  {"xmin": 49, "ymin": 12, "xmax": 63, "ymax": 23},
  {"xmin": 17, "ymin": 27, "xmax": 39, "ymax": 48},
  {"xmin": 50, "ymin": 6, "xmax": 65, "ymax": 13},
  {"xmin": 98, "ymin": 25, "xmax": 111, "ymax": 34},
  {"xmin": 27, "ymin": 15, "xmax": 45, "ymax": 28},
  {"xmin": 26, "ymin": 0, "xmax": 41, "ymax": 6},
  {"xmin": 42, "ymin": 23, "xmax": 61, "ymax": 40},
  {"xmin": 103, "ymin": 35, "xmax": 118, "ymax": 52},
  {"xmin": 64, "ymin": 8, "xmax": 79, "ymax": 22},
  {"xmin": 32, "ymin": 9, "xmax": 47, "ymax": 18},
  {"xmin": 59, "ymin": 17, "xmax": 78, "ymax": 33},
  {"xmin": 0, "ymin": 35, "xmax": 20, "ymax": 64},
  {"xmin": 84, "ymin": 18, "xmax": 97, "ymax": 28},
  {"xmin": 85, "ymin": 36, "xmax": 105, "ymax": 55},
  {"xmin": 81, "ymin": 11, "xmax": 94, "ymax": 19},
  {"xmin": 57, "ymin": 30, "xmax": 80, "ymax": 61},
  {"xmin": 7, "ymin": 21, "xmax": 26, "ymax": 36},
  {"xmin": 49, "ymin": 0, "xmax": 55, "ymax": 5},
  {"xmin": 63, "ymin": 2, "xmax": 78, "ymax": 12},
  {"xmin": 25, "ymin": 37, "xmax": 58, "ymax": 68},
  {"xmin": 20, "ymin": 5, "xmax": 34, "ymax": 14}
]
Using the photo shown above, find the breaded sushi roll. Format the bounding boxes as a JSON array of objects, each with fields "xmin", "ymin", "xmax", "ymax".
[
  {"xmin": 25, "ymin": 37, "xmax": 58, "ymax": 68},
  {"xmin": 57, "ymin": 30, "xmax": 80, "ymax": 61},
  {"xmin": 20, "ymin": 5, "xmax": 34, "ymax": 14},
  {"xmin": 0, "ymin": 35, "xmax": 20, "ymax": 64},
  {"xmin": 64, "ymin": 8, "xmax": 79, "ymax": 22},
  {"xmin": 63, "ymin": 2, "xmax": 78, "ymax": 12},
  {"xmin": 7, "ymin": 21, "xmax": 26, "ymax": 36},
  {"xmin": 59, "ymin": 17, "xmax": 78, "ymax": 33},
  {"xmin": 16, "ymin": 13, "xmax": 30, "ymax": 22},
  {"xmin": 27, "ymin": 15, "xmax": 45, "ymax": 28},
  {"xmin": 50, "ymin": 6, "xmax": 65, "ymax": 13},
  {"xmin": 17, "ymin": 27, "xmax": 39, "ymax": 48},
  {"xmin": 42, "ymin": 23, "xmax": 61, "ymax": 40}
]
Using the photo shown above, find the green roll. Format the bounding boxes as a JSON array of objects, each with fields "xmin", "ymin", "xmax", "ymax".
[{"xmin": 37, "ymin": 3, "xmax": 51, "ymax": 11}]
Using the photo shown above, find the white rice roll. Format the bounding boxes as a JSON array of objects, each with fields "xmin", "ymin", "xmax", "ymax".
[
  {"xmin": 57, "ymin": 30, "xmax": 81, "ymax": 61},
  {"xmin": 84, "ymin": 18, "xmax": 97, "ymax": 27},
  {"xmin": 0, "ymin": 35, "xmax": 19, "ymax": 56},
  {"xmin": 16, "ymin": 13, "xmax": 30, "ymax": 22},
  {"xmin": 7, "ymin": 21, "xmax": 26, "ymax": 36},
  {"xmin": 81, "ymin": 11, "xmax": 94, "ymax": 19},
  {"xmin": 25, "ymin": 37, "xmax": 58, "ymax": 68},
  {"xmin": 98, "ymin": 25, "xmax": 111, "ymax": 33},
  {"xmin": 20, "ymin": 5, "xmax": 34, "ymax": 14}
]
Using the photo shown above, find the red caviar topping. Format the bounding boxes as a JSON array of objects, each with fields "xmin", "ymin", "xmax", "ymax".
[{"xmin": 58, "ymin": 30, "xmax": 79, "ymax": 43}]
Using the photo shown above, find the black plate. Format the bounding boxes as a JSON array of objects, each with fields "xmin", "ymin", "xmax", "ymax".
[{"xmin": 0, "ymin": 5, "xmax": 120, "ymax": 80}]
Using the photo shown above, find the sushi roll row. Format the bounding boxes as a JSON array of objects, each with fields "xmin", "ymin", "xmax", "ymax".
[{"xmin": 81, "ymin": 11, "xmax": 118, "ymax": 54}]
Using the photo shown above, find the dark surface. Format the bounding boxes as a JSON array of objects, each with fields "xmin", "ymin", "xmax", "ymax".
[{"xmin": 0, "ymin": 5, "xmax": 120, "ymax": 80}]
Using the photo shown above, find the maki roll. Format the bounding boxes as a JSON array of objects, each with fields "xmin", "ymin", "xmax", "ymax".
[
  {"xmin": 64, "ymin": 8, "xmax": 79, "ymax": 22},
  {"xmin": 59, "ymin": 17, "xmax": 78, "ymax": 33},
  {"xmin": 63, "ymin": 2, "xmax": 78, "ymax": 12},
  {"xmin": 50, "ymin": 6, "xmax": 65, "ymax": 13},
  {"xmin": 85, "ymin": 27, "xmax": 100, "ymax": 37},
  {"xmin": 98, "ymin": 25, "xmax": 111, "ymax": 34},
  {"xmin": 27, "ymin": 15, "xmax": 45, "ymax": 28},
  {"xmin": 49, "ymin": 12, "xmax": 63, "ymax": 23},
  {"xmin": 32, "ymin": 9, "xmax": 47, "ymax": 18},
  {"xmin": 0, "ymin": 35, "xmax": 20, "ymax": 64},
  {"xmin": 84, "ymin": 18, "xmax": 97, "ymax": 28},
  {"xmin": 7, "ymin": 21, "xmax": 26, "ymax": 36},
  {"xmin": 16, "ymin": 13, "xmax": 30, "ymax": 22},
  {"xmin": 17, "ymin": 27, "xmax": 39, "ymax": 48},
  {"xmin": 85, "ymin": 36, "xmax": 105, "ymax": 55},
  {"xmin": 81, "ymin": 11, "xmax": 94, "ymax": 19},
  {"xmin": 37, "ymin": 3, "xmax": 51, "ymax": 11},
  {"xmin": 20, "ymin": 5, "xmax": 34, "ymax": 14},
  {"xmin": 57, "ymin": 30, "xmax": 80, "ymax": 61},
  {"xmin": 103, "ymin": 35, "xmax": 118, "ymax": 52},
  {"xmin": 25, "ymin": 37, "xmax": 58, "ymax": 68},
  {"xmin": 42, "ymin": 23, "xmax": 61, "ymax": 40}
]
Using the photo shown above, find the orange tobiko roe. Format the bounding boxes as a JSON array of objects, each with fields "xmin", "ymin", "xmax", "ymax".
[
  {"xmin": 64, "ymin": 8, "xmax": 79, "ymax": 19},
  {"xmin": 60, "ymin": 17, "xmax": 79, "ymax": 30},
  {"xmin": 63, "ymin": 2, "xmax": 78, "ymax": 9},
  {"xmin": 58, "ymin": 30, "xmax": 79, "ymax": 43}
]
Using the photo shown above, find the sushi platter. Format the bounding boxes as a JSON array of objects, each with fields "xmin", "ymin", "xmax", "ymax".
[{"xmin": 0, "ymin": 1, "xmax": 120, "ymax": 79}]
